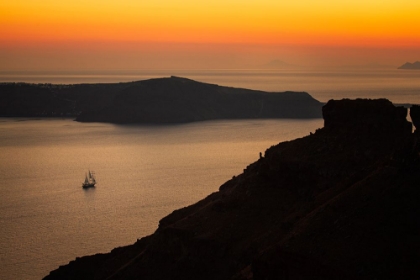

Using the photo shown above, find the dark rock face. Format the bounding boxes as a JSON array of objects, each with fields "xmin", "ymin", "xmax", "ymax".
[
  {"xmin": 410, "ymin": 105, "xmax": 420, "ymax": 133},
  {"xmin": 44, "ymin": 99, "xmax": 420, "ymax": 280},
  {"xmin": 322, "ymin": 98, "xmax": 411, "ymax": 134}
]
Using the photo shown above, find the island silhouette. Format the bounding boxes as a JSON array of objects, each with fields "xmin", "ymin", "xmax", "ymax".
[
  {"xmin": 0, "ymin": 77, "xmax": 322, "ymax": 123},
  {"xmin": 398, "ymin": 61, "xmax": 420, "ymax": 70}
]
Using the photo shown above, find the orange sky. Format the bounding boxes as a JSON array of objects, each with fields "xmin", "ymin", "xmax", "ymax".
[{"xmin": 1, "ymin": 0, "xmax": 419, "ymax": 71}]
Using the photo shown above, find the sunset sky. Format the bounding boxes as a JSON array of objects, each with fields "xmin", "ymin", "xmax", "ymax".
[{"xmin": 1, "ymin": 0, "xmax": 419, "ymax": 71}]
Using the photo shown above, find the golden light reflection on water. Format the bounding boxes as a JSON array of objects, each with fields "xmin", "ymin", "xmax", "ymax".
[{"xmin": 0, "ymin": 118, "xmax": 322, "ymax": 280}]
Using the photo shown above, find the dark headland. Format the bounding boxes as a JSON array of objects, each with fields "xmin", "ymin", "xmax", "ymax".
[
  {"xmin": 44, "ymin": 99, "xmax": 420, "ymax": 280},
  {"xmin": 398, "ymin": 61, "xmax": 420, "ymax": 70},
  {"xmin": 0, "ymin": 76, "xmax": 322, "ymax": 123}
]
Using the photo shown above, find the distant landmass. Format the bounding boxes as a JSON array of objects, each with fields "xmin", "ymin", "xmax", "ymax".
[
  {"xmin": 398, "ymin": 61, "xmax": 420, "ymax": 70},
  {"xmin": 0, "ymin": 76, "xmax": 323, "ymax": 123},
  {"xmin": 44, "ymin": 100, "xmax": 420, "ymax": 280}
]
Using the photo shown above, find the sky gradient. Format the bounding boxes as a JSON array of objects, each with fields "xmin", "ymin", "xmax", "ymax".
[{"xmin": 1, "ymin": 0, "xmax": 419, "ymax": 71}]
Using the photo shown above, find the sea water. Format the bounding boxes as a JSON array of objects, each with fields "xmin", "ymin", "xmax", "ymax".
[{"xmin": 0, "ymin": 118, "xmax": 322, "ymax": 280}]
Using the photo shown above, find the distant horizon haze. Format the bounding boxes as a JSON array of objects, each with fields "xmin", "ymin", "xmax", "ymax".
[
  {"xmin": 1, "ymin": 1, "xmax": 419, "ymax": 72},
  {"xmin": 1, "ymin": 42, "xmax": 418, "ymax": 72}
]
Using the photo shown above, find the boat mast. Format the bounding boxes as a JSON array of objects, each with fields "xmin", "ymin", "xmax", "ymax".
[{"xmin": 88, "ymin": 170, "xmax": 96, "ymax": 184}]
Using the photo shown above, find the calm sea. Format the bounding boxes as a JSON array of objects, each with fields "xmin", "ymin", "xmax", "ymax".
[
  {"xmin": 0, "ymin": 118, "xmax": 322, "ymax": 280},
  {"xmin": 0, "ymin": 69, "xmax": 418, "ymax": 279}
]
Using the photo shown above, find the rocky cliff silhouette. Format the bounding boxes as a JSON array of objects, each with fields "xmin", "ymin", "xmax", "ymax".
[
  {"xmin": 44, "ymin": 99, "xmax": 420, "ymax": 280},
  {"xmin": 0, "ymin": 77, "xmax": 322, "ymax": 122}
]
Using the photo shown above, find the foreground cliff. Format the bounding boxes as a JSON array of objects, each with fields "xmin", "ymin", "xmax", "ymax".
[
  {"xmin": 0, "ymin": 77, "xmax": 322, "ymax": 122},
  {"xmin": 44, "ymin": 99, "xmax": 420, "ymax": 280}
]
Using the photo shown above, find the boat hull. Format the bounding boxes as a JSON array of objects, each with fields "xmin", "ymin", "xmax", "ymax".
[{"xmin": 82, "ymin": 183, "xmax": 95, "ymax": 189}]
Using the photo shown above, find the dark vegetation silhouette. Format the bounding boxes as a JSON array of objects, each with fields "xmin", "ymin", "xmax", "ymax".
[{"xmin": 44, "ymin": 99, "xmax": 420, "ymax": 280}]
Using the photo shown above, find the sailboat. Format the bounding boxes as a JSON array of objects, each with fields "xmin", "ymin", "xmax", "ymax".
[{"xmin": 82, "ymin": 170, "xmax": 96, "ymax": 188}]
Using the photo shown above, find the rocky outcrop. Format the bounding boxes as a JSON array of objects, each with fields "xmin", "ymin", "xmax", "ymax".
[
  {"xmin": 322, "ymin": 98, "xmax": 411, "ymax": 134},
  {"xmin": 44, "ymin": 99, "xmax": 420, "ymax": 280},
  {"xmin": 410, "ymin": 105, "xmax": 420, "ymax": 133}
]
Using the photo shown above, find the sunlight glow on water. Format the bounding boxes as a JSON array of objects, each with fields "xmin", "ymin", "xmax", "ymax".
[{"xmin": 0, "ymin": 118, "xmax": 323, "ymax": 280}]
